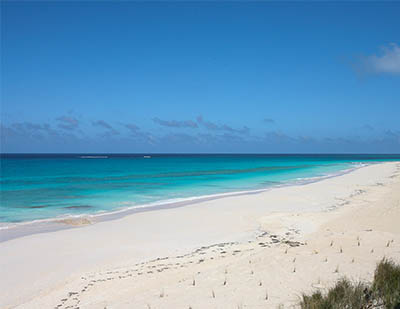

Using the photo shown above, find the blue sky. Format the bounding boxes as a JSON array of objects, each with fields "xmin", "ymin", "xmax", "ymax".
[{"xmin": 1, "ymin": 1, "xmax": 399, "ymax": 153}]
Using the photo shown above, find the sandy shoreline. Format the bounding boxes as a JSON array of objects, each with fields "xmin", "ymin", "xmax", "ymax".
[
  {"xmin": 0, "ymin": 162, "xmax": 362, "ymax": 243},
  {"xmin": 1, "ymin": 161, "xmax": 399, "ymax": 308}
]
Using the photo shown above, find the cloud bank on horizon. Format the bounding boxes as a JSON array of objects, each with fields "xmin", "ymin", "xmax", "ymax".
[{"xmin": 1, "ymin": 114, "xmax": 400, "ymax": 153}]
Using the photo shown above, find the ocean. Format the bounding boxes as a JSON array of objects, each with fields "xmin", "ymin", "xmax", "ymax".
[{"xmin": 1, "ymin": 154, "xmax": 399, "ymax": 226}]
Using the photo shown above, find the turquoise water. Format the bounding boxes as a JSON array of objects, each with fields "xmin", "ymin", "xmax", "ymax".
[{"xmin": 1, "ymin": 154, "xmax": 399, "ymax": 224}]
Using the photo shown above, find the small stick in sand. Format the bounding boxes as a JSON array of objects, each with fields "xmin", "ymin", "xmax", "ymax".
[
  {"xmin": 160, "ymin": 289, "xmax": 165, "ymax": 298},
  {"xmin": 223, "ymin": 277, "xmax": 227, "ymax": 286},
  {"xmin": 330, "ymin": 240, "xmax": 334, "ymax": 247},
  {"xmin": 358, "ymin": 240, "xmax": 360, "ymax": 246},
  {"xmin": 340, "ymin": 247, "xmax": 343, "ymax": 253},
  {"xmin": 285, "ymin": 248, "xmax": 288, "ymax": 254},
  {"xmin": 212, "ymin": 290, "xmax": 215, "ymax": 298},
  {"xmin": 371, "ymin": 248, "xmax": 374, "ymax": 253},
  {"xmin": 351, "ymin": 258, "xmax": 355, "ymax": 263},
  {"xmin": 250, "ymin": 269, "xmax": 254, "ymax": 275},
  {"xmin": 259, "ymin": 280, "xmax": 262, "ymax": 286},
  {"xmin": 293, "ymin": 267, "xmax": 296, "ymax": 273},
  {"xmin": 334, "ymin": 265, "xmax": 339, "ymax": 273},
  {"xmin": 386, "ymin": 240, "xmax": 390, "ymax": 247},
  {"xmin": 324, "ymin": 257, "xmax": 328, "ymax": 262},
  {"xmin": 192, "ymin": 278, "xmax": 196, "ymax": 286},
  {"xmin": 293, "ymin": 257, "xmax": 296, "ymax": 263},
  {"xmin": 265, "ymin": 290, "xmax": 269, "ymax": 300},
  {"xmin": 225, "ymin": 268, "xmax": 228, "ymax": 274}
]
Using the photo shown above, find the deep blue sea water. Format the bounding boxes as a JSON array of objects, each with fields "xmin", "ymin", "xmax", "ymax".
[{"xmin": 1, "ymin": 154, "xmax": 399, "ymax": 225}]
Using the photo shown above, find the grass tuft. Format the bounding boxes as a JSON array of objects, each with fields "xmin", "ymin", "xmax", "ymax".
[
  {"xmin": 372, "ymin": 258, "xmax": 400, "ymax": 308},
  {"xmin": 334, "ymin": 265, "xmax": 339, "ymax": 273},
  {"xmin": 300, "ymin": 279, "xmax": 368, "ymax": 309},
  {"xmin": 299, "ymin": 258, "xmax": 400, "ymax": 309}
]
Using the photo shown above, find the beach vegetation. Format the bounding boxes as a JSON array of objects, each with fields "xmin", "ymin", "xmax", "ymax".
[
  {"xmin": 300, "ymin": 258, "xmax": 400, "ymax": 309},
  {"xmin": 372, "ymin": 258, "xmax": 400, "ymax": 308}
]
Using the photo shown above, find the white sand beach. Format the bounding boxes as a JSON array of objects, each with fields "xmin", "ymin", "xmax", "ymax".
[{"xmin": 1, "ymin": 162, "xmax": 399, "ymax": 308}]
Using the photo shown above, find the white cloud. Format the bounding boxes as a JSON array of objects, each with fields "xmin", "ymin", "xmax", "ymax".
[{"xmin": 363, "ymin": 43, "xmax": 400, "ymax": 74}]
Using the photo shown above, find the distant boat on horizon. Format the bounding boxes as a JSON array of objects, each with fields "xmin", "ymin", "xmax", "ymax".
[{"xmin": 79, "ymin": 156, "xmax": 108, "ymax": 159}]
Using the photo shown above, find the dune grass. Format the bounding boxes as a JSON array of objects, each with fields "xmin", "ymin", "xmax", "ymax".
[
  {"xmin": 300, "ymin": 278, "xmax": 368, "ymax": 308},
  {"xmin": 300, "ymin": 258, "xmax": 400, "ymax": 309},
  {"xmin": 372, "ymin": 258, "xmax": 400, "ymax": 308}
]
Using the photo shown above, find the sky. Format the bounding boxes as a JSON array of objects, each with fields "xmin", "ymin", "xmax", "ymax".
[{"xmin": 1, "ymin": 1, "xmax": 400, "ymax": 153}]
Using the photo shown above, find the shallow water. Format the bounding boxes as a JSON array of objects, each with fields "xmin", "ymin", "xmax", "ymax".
[{"xmin": 1, "ymin": 154, "xmax": 399, "ymax": 224}]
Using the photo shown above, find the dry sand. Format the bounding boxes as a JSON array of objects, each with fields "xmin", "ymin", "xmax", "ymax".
[{"xmin": 1, "ymin": 162, "xmax": 399, "ymax": 308}]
